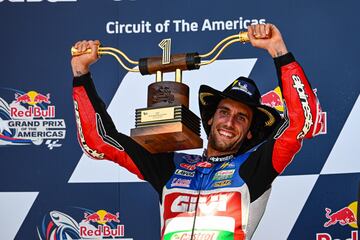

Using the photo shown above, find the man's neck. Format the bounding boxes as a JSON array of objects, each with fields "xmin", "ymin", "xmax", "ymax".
[
  {"xmin": 206, "ymin": 150, "xmax": 234, "ymax": 158},
  {"xmin": 205, "ymin": 148, "xmax": 236, "ymax": 158}
]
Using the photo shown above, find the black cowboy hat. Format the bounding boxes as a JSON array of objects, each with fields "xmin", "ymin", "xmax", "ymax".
[{"xmin": 198, "ymin": 76, "xmax": 283, "ymax": 151}]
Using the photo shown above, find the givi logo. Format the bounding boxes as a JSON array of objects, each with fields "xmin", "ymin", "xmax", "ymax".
[{"xmin": 171, "ymin": 194, "xmax": 228, "ymax": 213}]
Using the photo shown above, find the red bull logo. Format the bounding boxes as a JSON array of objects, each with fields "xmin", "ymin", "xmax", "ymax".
[
  {"xmin": 317, "ymin": 201, "xmax": 358, "ymax": 240},
  {"xmin": 1, "ymin": 88, "xmax": 66, "ymax": 149},
  {"xmin": 12, "ymin": 91, "xmax": 54, "ymax": 118},
  {"xmin": 15, "ymin": 91, "xmax": 51, "ymax": 105},
  {"xmin": 261, "ymin": 86, "xmax": 284, "ymax": 112},
  {"xmin": 324, "ymin": 207, "xmax": 356, "ymax": 228},
  {"xmin": 37, "ymin": 209, "xmax": 129, "ymax": 240},
  {"xmin": 83, "ymin": 209, "xmax": 120, "ymax": 224},
  {"xmin": 10, "ymin": 106, "xmax": 55, "ymax": 118},
  {"xmin": 324, "ymin": 202, "xmax": 358, "ymax": 229},
  {"xmin": 81, "ymin": 209, "xmax": 124, "ymax": 238},
  {"xmin": 80, "ymin": 225, "xmax": 124, "ymax": 238}
]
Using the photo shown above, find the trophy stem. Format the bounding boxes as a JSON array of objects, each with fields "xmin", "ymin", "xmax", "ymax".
[
  {"xmin": 175, "ymin": 69, "xmax": 182, "ymax": 83},
  {"xmin": 156, "ymin": 71, "xmax": 163, "ymax": 82}
]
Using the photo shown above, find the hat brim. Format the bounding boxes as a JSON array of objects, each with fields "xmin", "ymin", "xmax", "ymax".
[{"xmin": 199, "ymin": 84, "xmax": 282, "ymax": 137}]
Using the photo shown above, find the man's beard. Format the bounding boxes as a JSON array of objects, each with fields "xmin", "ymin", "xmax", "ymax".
[{"xmin": 208, "ymin": 129, "xmax": 244, "ymax": 154}]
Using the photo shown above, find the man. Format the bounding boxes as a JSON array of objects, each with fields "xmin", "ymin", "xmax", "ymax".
[{"xmin": 71, "ymin": 23, "xmax": 323, "ymax": 239}]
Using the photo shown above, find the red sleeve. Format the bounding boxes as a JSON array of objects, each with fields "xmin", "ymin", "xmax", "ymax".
[
  {"xmin": 72, "ymin": 73, "xmax": 175, "ymax": 193},
  {"xmin": 73, "ymin": 76, "xmax": 144, "ymax": 179},
  {"xmin": 272, "ymin": 53, "xmax": 324, "ymax": 173}
]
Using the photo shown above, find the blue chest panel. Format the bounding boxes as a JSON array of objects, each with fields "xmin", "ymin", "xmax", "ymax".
[{"xmin": 165, "ymin": 152, "xmax": 252, "ymax": 191}]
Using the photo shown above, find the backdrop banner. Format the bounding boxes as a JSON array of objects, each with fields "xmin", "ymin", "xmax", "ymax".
[{"xmin": 0, "ymin": 0, "xmax": 359, "ymax": 239}]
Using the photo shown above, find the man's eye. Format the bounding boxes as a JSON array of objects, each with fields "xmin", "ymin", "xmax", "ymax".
[
  {"xmin": 236, "ymin": 115, "xmax": 246, "ymax": 122},
  {"xmin": 219, "ymin": 109, "xmax": 228, "ymax": 116}
]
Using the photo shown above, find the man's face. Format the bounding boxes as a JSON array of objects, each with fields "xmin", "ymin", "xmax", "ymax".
[{"xmin": 207, "ymin": 98, "xmax": 253, "ymax": 157}]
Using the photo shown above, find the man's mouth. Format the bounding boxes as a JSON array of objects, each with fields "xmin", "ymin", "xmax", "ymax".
[{"xmin": 218, "ymin": 129, "xmax": 235, "ymax": 138}]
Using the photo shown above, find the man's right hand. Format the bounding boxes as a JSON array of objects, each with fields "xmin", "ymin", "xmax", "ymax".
[{"xmin": 71, "ymin": 40, "xmax": 100, "ymax": 77}]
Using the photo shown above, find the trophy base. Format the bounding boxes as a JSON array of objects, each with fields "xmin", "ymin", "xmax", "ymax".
[{"xmin": 130, "ymin": 122, "xmax": 203, "ymax": 153}]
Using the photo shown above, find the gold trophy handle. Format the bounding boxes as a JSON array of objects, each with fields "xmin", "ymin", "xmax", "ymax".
[
  {"xmin": 198, "ymin": 31, "xmax": 249, "ymax": 66},
  {"xmin": 71, "ymin": 47, "xmax": 95, "ymax": 56},
  {"xmin": 70, "ymin": 31, "xmax": 250, "ymax": 72},
  {"xmin": 239, "ymin": 31, "xmax": 250, "ymax": 42},
  {"xmin": 70, "ymin": 45, "xmax": 139, "ymax": 72},
  {"xmin": 70, "ymin": 31, "xmax": 249, "ymax": 57}
]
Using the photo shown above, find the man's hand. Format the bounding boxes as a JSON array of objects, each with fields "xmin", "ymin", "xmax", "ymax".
[
  {"xmin": 71, "ymin": 40, "xmax": 100, "ymax": 77},
  {"xmin": 247, "ymin": 23, "xmax": 288, "ymax": 58}
]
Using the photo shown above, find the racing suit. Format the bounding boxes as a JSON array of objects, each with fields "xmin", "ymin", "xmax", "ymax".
[{"xmin": 72, "ymin": 53, "xmax": 323, "ymax": 240}]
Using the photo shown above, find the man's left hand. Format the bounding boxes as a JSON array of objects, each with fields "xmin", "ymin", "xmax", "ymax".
[{"xmin": 247, "ymin": 23, "xmax": 288, "ymax": 58}]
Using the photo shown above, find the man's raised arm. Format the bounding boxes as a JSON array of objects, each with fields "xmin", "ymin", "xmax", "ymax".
[
  {"xmin": 248, "ymin": 24, "xmax": 323, "ymax": 173},
  {"xmin": 70, "ymin": 40, "xmax": 176, "ymax": 194}
]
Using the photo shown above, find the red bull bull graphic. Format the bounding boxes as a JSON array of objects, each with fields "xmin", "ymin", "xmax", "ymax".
[
  {"xmin": 84, "ymin": 210, "xmax": 120, "ymax": 224},
  {"xmin": 84, "ymin": 212, "xmax": 101, "ymax": 223},
  {"xmin": 316, "ymin": 201, "xmax": 358, "ymax": 240},
  {"xmin": 324, "ymin": 207, "xmax": 356, "ymax": 228},
  {"xmin": 0, "ymin": 89, "xmax": 66, "ymax": 149},
  {"xmin": 34, "ymin": 93, "xmax": 51, "ymax": 104},
  {"xmin": 324, "ymin": 202, "xmax": 358, "ymax": 229},
  {"xmin": 37, "ymin": 209, "xmax": 132, "ymax": 240},
  {"xmin": 261, "ymin": 86, "xmax": 327, "ymax": 134},
  {"xmin": 15, "ymin": 92, "xmax": 31, "ymax": 103},
  {"xmin": 15, "ymin": 91, "xmax": 50, "ymax": 105}
]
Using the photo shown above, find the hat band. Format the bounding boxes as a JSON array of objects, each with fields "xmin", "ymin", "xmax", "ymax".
[
  {"xmin": 199, "ymin": 92, "xmax": 214, "ymax": 106},
  {"xmin": 258, "ymin": 107, "xmax": 276, "ymax": 127}
]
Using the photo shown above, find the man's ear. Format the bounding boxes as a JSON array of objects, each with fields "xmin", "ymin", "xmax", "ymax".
[
  {"xmin": 207, "ymin": 117, "xmax": 213, "ymax": 126},
  {"xmin": 247, "ymin": 130, "xmax": 253, "ymax": 140}
]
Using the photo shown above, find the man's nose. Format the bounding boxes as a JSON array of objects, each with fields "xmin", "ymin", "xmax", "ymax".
[{"xmin": 223, "ymin": 114, "xmax": 236, "ymax": 127}]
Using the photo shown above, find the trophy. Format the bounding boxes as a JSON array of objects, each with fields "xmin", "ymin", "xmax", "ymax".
[{"xmin": 71, "ymin": 32, "xmax": 250, "ymax": 153}]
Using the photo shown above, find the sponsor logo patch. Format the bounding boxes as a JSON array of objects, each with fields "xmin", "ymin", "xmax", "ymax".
[
  {"xmin": 170, "ymin": 231, "xmax": 219, "ymax": 240},
  {"xmin": 213, "ymin": 180, "xmax": 232, "ymax": 188},
  {"xmin": 37, "ymin": 209, "xmax": 129, "ymax": 240},
  {"xmin": 196, "ymin": 161, "xmax": 213, "ymax": 168},
  {"xmin": 316, "ymin": 201, "xmax": 358, "ymax": 240},
  {"xmin": 171, "ymin": 178, "xmax": 191, "ymax": 188},
  {"xmin": 175, "ymin": 169, "xmax": 195, "ymax": 177},
  {"xmin": 208, "ymin": 155, "xmax": 233, "ymax": 162},
  {"xmin": 231, "ymin": 79, "xmax": 253, "ymax": 96},
  {"xmin": 0, "ymin": 89, "xmax": 66, "ymax": 150},
  {"xmin": 292, "ymin": 74, "xmax": 313, "ymax": 139},
  {"xmin": 217, "ymin": 162, "xmax": 236, "ymax": 170},
  {"xmin": 213, "ymin": 169, "xmax": 235, "ymax": 180},
  {"xmin": 180, "ymin": 163, "xmax": 196, "ymax": 171},
  {"xmin": 171, "ymin": 194, "xmax": 228, "ymax": 213}
]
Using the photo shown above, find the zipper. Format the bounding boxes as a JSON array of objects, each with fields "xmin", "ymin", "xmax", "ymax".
[{"xmin": 190, "ymin": 173, "xmax": 204, "ymax": 240}]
